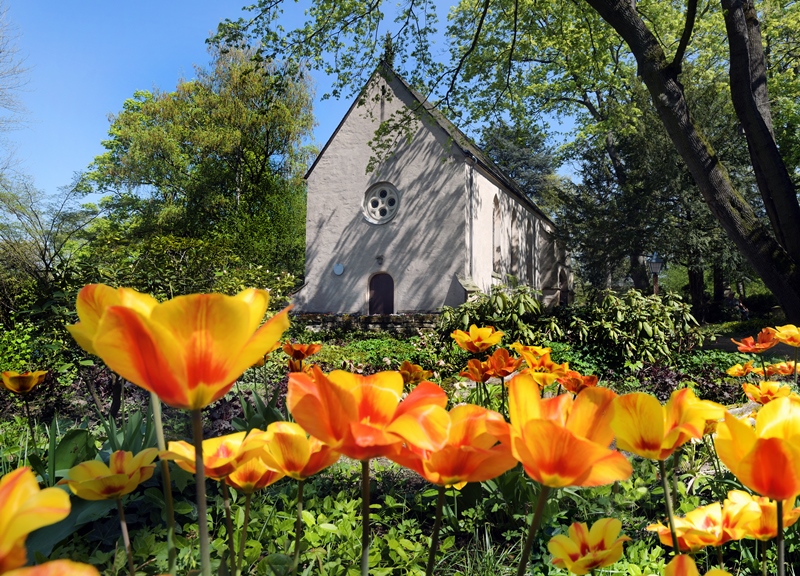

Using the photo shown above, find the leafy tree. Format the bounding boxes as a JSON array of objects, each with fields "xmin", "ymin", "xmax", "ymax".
[
  {"xmin": 479, "ymin": 119, "xmax": 561, "ymax": 215},
  {"xmin": 86, "ymin": 46, "xmax": 314, "ymax": 278},
  {"xmin": 213, "ymin": 0, "xmax": 800, "ymax": 321}
]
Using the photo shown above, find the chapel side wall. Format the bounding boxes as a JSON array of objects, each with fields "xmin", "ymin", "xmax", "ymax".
[
  {"xmin": 471, "ymin": 169, "xmax": 547, "ymax": 296},
  {"xmin": 296, "ymin": 75, "xmax": 467, "ymax": 314}
]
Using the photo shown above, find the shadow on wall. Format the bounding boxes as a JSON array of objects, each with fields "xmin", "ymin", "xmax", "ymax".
[{"xmin": 304, "ymin": 114, "xmax": 467, "ymax": 314}]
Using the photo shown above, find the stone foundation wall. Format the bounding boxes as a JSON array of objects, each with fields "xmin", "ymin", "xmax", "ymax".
[{"xmin": 292, "ymin": 313, "xmax": 440, "ymax": 335}]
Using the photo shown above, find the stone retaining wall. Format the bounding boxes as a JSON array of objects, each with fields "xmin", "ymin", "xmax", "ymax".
[{"xmin": 292, "ymin": 313, "xmax": 440, "ymax": 335}]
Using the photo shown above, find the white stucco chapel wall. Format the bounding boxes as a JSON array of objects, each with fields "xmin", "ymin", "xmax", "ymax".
[{"xmin": 296, "ymin": 73, "xmax": 468, "ymax": 314}]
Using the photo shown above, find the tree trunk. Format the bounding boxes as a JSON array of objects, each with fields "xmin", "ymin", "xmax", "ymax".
[
  {"xmin": 688, "ymin": 266, "xmax": 706, "ymax": 322},
  {"xmin": 629, "ymin": 253, "xmax": 649, "ymax": 291},
  {"xmin": 581, "ymin": 0, "xmax": 800, "ymax": 323}
]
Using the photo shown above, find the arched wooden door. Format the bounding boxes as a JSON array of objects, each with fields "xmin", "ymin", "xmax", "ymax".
[{"xmin": 369, "ymin": 273, "xmax": 394, "ymax": 315}]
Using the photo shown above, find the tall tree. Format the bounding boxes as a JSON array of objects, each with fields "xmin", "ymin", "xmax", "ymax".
[
  {"xmin": 86, "ymin": 46, "xmax": 315, "ymax": 277},
  {"xmin": 214, "ymin": 0, "xmax": 800, "ymax": 321}
]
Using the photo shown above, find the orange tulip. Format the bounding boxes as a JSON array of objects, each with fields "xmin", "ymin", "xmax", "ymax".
[
  {"xmin": 715, "ymin": 396, "xmax": 800, "ymax": 500},
  {"xmin": 487, "ymin": 373, "xmax": 632, "ymax": 488},
  {"xmin": 67, "ymin": 283, "xmax": 291, "ymax": 410},
  {"xmin": 726, "ymin": 362, "xmax": 754, "ymax": 377},
  {"xmin": 765, "ymin": 361, "xmax": 797, "ymax": 377},
  {"xmin": 771, "ymin": 324, "xmax": 800, "ymax": 347},
  {"xmin": 224, "ymin": 456, "xmax": 285, "ymax": 494},
  {"xmin": 287, "ymin": 366, "xmax": 449, "ymax": 461},
  {"xmin": 258, "ymin": 421, "xmax": 340, "ymax": 481},
  {"xmin": 1, "ymin": 371, "xmax": 47, "ymax": 395},
  {"xmin": 557, "ymin": 370, "xmax": 599, "ymax": 395},
  {"xmin": 484, "ymin": 348, "xmax": 523, "ymax": 379},
  {"xmin": 509, "ymin": 342, "xmax": 551, "ymax": 357},
  {"xmin": 610, "ymin": 389, "xmax": 725, "ymax": 461},
  {"xmin": 391, "ymin": 404, "xmax": 516, "ymax": 489},
  {"xmin": 459, "ymin": 358, "xmax": 493, "ymax": 383},
  {"xmin": 3, "ymin": 560, "xmax": 101, "ymax": 576},
  {"xmin": 725, "ymin": 490, "xmax": 800, "ymax": 540},
  {"xmin": 0, "ymin": 467, "xmax": 71, "ymax": 573},
  {"xmin": 547, "ymin": 518, "xmax": 630, "ymax": 575},
  {"xmin": 731, "ymin": 328, "xmax": 779, "ymax": 354},
  {"xmin": 647, "ymin": 498, "xmax": 760, "ymax": 551},
  {"xmin": 398, "ymin": 361, "xmax": 433, "ymax": 386},
  {"xmin": 283, "ymin": 342, "xmax": 322, "ymax": 372},
  {"xmin": 743, "ymin": 381, "xmax": 791, "ymax": 405},
  {"xmin": 450, "ymin": 325, "xmax": 503, "ymax": 353},
  {"xmin": 664, "ymin": 555, "xmax": 732, "ymax": 576},
  {"xmin": 161, "ymin": 430, "xmax": 268, "ymax": 480},
  {"xmin": 61, "ymin": 449, "xmax": 158, "ymax": 501}
]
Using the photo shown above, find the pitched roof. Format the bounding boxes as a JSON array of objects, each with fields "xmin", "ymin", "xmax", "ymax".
[{"xmin": 305, "ymin": 63, "xmax": 555, "ymax": 225}]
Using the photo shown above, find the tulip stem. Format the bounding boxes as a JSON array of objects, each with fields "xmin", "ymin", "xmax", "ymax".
[
  {"xmin": 717, "ymin": 546, "xmax": 724, "ymax": 569},
  {"xmin": 777, "ymin": 499, "xmax": 785, "ymax": 576},
  {"xmin": 516, "ymin": 485, "xmax": 552, "ymax": 576},
  {"xmin": 23, "ymin": 397, "xmax": 36, "ymax": 448},
  {"xmin": 425, "ymin": 485, "xmax": 445, "ymax": 576},
  {"xmin": 117, "ymin": 498, "xmax": 136, "ymax": 576},
  {"xmin": 293, "ymin": 479, "xmax": 306, "ymax": 575},
  {"xmin": 659, "ymin": 459, "xmax": 680, "ymax": 553},
  {"xmin": 761, "ymin": 539, "xmax": 767, "ymax": 576},
  {"xmin": 222, "ymin": 482, "xmax": 237, "ymax": 576},
  {"xmin": 238, "ymin": 492, "xmax": 252, "ymax": 575},
  {"xmin": 191, "ymin": 409, "xmax": 212, "ymax": 576},
  {"xmin": 793, "ymin": 347, "xmax": 798, "ymax": 386},
  {"xmin": 671, "ymin": 448, "xmax": 681, "ymax": 508},
  {"xmin": 150, "ymin": 393, "xmax": 177, "ymax": 575},
  {"xmin": 361, "ymin": 460, "xmax": 371, "ymax": 576}
]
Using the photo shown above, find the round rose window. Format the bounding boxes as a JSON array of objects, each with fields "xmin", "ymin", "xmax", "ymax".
[{"xmin": 363, "ymin": 183, "xmax": 399, "ymax": 224}]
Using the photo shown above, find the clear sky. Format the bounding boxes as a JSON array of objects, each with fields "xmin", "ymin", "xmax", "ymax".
[{"xmin": 4, "ymin": 1, "xmax": 347, "ymax": 196}]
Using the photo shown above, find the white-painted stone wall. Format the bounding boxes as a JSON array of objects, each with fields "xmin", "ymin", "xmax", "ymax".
[{"xmin": 295, "ymin": 74, "xmax": 468, "ymax": 314}]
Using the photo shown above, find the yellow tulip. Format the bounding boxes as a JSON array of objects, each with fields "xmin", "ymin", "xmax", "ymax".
[
  {"xmin": 547, "ymin": 518, "xmax": 630, "ymax": 575},
  {"xmin": 257, "ymin": 421, "xmax": 340, "ymax": 481},
  {"xmin": 0, "ymin": 467, "xmax": 71, "ymax": 572},
  {"xmin": 772, "ymin": 324, "xmax": 800, "ymax": 347},
  {"xmin": 450, "ymin": 325, "xmax": 503, "ymax": 353},
  {"xmin": 2, "ymin": 560, "xmax": 101, "ymax": 575},
  {"xmin": 161, "ymin": 430, "xmax": 267, "ymax": 480},
  {"xmin": 743, "ymin": 381, "xmax": 792, "ymax": 405},
  {"xmin": 610, "ymin": 389, "xmax": 725, "ymax": 461},
  {"xmin": 67, "ymin": 283, "xmax": 290, "ymax": 410},
  {"xmin": 61, "ymin": 449, "xmax": 158, "ymax": 501},
  {"xmin": 1, "ymin": 371, "xmax": 47, "ymax": 395},
  {"xmin": 225, "ymin": 457, "xmax": 285, "ymax": 495}
]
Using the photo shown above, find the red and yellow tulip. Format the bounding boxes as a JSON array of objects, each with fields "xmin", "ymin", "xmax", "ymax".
[
  {"xmin": 547, "ymin": 518, "xmax": 630, "ymax": 575},
  {"xmin": 0, "ymin": 467, "xmax": 71, "ymax": 572},
  {"xmin": 287, "ymin": 367, "xmax": 449, "ymax": 461},
  {"xmin": 1, "ymin": 371, "xmax": 47, "ymax": 395},
  {"xmin": 726, "ymin": 362, "xmax": 754, "ymax": 377},
  {"xmin": 391, "ymin": 404, "xmax": 516, "ymax": 489},
  {"xmin": 610, "ymin": 389, "xmax": 725, "ymax": 461},
  {"xmin": 664, "ymin": 555, "xmax": 732, "ymax": 576},
  {"xmin": 517, "ymin": 349, "xmax": 569, "ymax": 387},
  {"xmin": 743, "ymin": 381, "xmax": 792, "ymax": 405},
  {"xmin": 283, "ymin": 342, "xmax": 322, "ymax": 373},
  {"xmin": 484, "ymin": 348, "xmax": 523, "ymax": 379},
  {"xmin": 647, "ymin": 498, "xmax": 760, "ymax": 551},
  {"xmin": 225, "ymin": 457, "xmax": 285, "ymax": 495},
  {"xmin": 161, "ymin": 430, "xmax": 267, "ymax": 480},
  {"xmin": 61, "ymin": 449, "xmax": 159, "ymax": 501},
  {"xmin": 771, "ymin": 324, "xmax": 800, "ymax": 347},
  {"xmin": 459, "ymin": 358, "xmax": 493, "ymax": 383},
  {"xmin": 2, "ymin": 560, "xmax": 101, "ymax": 576},
  {"xmin": 715, "ymin": 396, "xmax": 800, "ymax": 501},
  {"xmin": 258, "ymin": 421, "xmax": 340, "ymax": 481},
  {"xmin": 488, "ymin": 373, "xmax": 632, "ymax": 488},
  {"xmin": 450, "ymin": 325, "xmax": 503, "ymax": 353},
  {"xmin": 724, "ymin": 490, "xmax": 800, "ymax": 540},
  {"xmin": 557, "ymin": 370, "xmax": 599, "ymax": 395},
  {"xmin": 67, "ymin": 283, "xmax": 290, "ymax": 410},
  {"xmin": 398, "ymin": 361, "xmax": 433, "ymax": 386}
]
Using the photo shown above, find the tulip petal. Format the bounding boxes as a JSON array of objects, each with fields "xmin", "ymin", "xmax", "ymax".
[
  {"xmin": 233, "ymin": 305, "xmax": 292, "ymax": 378},
  {"xmin": 330, "ymin": 370, "xmax": 402, "ymax": 426},
  {"xmin": 714, "ymin": 413, "xmax": 757, "ymax": 478},
  {"xmin": 393, "ymin": 381, "xmax": 448, "ymax": 418},
  {"xmin": 566, "ymin": 387, "xmax": 617, "ymax": 446},
  {"xmin": 611, "ymin": 393, "xmax": 665, "ymax": 459},
  {"xmin": 287, "ymin": 368, "xmax": 355, "ymax": 449},
  {"xmin": 737, "ymin": 437, "xmax": 800, "ymax": 501},
  {"xmin": 387, "ymin": 404, "xmax": 449, "ymax": 452}
]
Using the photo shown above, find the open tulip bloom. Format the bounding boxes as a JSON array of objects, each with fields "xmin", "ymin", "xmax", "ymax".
[
  {"xmin": 161, "ymin": 430, "xmax": 268, "ymax": 480},
  {"xmin": 288, "ymin": 367, "xmax": 448, "ymax": 575},
  {"xmin": 1, "ymin": 370, "xmax": 47, "ymax": 395},
  {"xmin": 61, "ymin": 449, "xmax": 159, "ymax": 501},
  {"xmin": 450, "ymin": 324, "xmax": 503, "ymax": 353},
  {"xmin": 547, "ymin": 518, "xmax": 630, "ymax": 575},
  {"xmin": 0, "ymin": 467, "xmax": 71, "ymax": 573},
  {"xmin": 67, "ymin": 283, "xmax": 291, "ymax": 411},
  {"xmin": 486, "ymin": 373, "xmax": 631, "ymax": 576}
]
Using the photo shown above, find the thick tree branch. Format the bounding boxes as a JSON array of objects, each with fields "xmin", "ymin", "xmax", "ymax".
[{"xmin": 670, "ymin": 0, "xmax": 698, "ymax": 73}]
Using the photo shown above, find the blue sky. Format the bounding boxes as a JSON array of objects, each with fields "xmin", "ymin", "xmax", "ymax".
[{"xmin": 4, "ymin": 1, "xmax": 349, "ymax": 196}]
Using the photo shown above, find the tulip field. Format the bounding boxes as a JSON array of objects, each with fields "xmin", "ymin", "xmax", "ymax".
[{"xmin": 1, "ymin": 285, "xmax": 800, "ymax": 576}]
